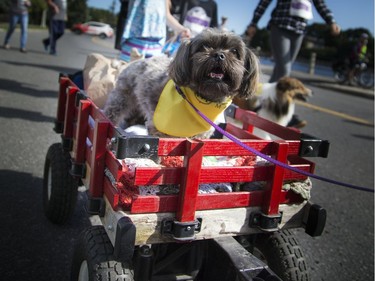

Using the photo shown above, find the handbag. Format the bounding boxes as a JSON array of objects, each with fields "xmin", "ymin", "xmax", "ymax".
[{"xmin": 83, "ymin": 53, "xmax": 128, "ymax": 108}]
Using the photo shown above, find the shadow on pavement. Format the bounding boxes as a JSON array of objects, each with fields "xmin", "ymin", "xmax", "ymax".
[{"xmin": 0, "ymin": 169, "xmax": 91, "ymax": 281}]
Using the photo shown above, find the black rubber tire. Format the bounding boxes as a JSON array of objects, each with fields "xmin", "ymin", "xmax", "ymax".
[
  {"xmin": 71, "ymin": 225, "xmax": 134, "ymax": 281},
  {"xmin": 246, "ymin": 230, "xmax": 310, "ymax": 281},
  {"xmin": 99, "ymin": 33, "xmax": 107, "ymax": 39},
  {"xmin": 43, "ymin": 143, "xmax": 78, "ymax": 224},
  {"xmin": 358, "ymin": 69, "xmax": 374, "ymax": 88},
  {"xmin": 333, "ymin": 70, "xmax": 347, "ymax": 84}
]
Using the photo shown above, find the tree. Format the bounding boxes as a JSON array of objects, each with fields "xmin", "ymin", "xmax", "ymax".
[
  {"xmin": 28, "ymin": 0, "xmax": 47, "ymax": 25},
  {"xmin": 305, "ymin": 24, "xmax": 373, "ymax": 65},
  {"xmin": 86, "ymin": 7, "xmax": 117, "ymax": 26},
  {"xmin": 248, "ymin": 28, "xmax": 271, "ymax": 55},
  {"xmin": 67, "ymin": 0, "xmax": 88, "ymax": 27}
]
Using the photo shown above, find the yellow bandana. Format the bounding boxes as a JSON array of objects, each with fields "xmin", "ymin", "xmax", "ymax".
[
  {"xmin": 153, "ymin": 80, "xmax": 232, "ymax": 137},
  {"xmin": 255, "ymin": 83, "xmax": 263, "ymax": 96}
]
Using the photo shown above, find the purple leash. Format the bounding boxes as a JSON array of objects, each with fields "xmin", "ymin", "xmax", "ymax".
[{"xmin": 175, "ymin": 85, "xmax": 373, "ymax": 193}]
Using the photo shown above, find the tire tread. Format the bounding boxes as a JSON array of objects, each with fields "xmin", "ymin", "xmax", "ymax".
[
  {"xmin": 255, "ymin": 229, "xmax": 309, "ymax": 281},
  {"xmin": 71, "ymin": 225, "xmax": 134, "ymax": 281},
  {"xmin": 43, "ymin": 143, "xmax": 78, "ymax": 224}
]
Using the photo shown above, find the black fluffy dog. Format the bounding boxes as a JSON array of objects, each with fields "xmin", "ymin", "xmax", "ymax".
[{"xmin": 104, "ymin": 28, "xmax": 259, "ymax": 138}]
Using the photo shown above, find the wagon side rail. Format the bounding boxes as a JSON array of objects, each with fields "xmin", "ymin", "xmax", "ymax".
[{"xmin": 55, "ymin": 74, "xmax": 326, "ymax": 244}]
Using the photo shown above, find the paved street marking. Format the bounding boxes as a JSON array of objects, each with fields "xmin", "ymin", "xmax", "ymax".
[{"xmin": 296, "ymin": 100, "xmax": 374, "ymax": 126}]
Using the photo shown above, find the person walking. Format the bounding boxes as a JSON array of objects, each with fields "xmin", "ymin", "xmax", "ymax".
[
  {"xmin": 119, "ymin": 0, "xmax": 190, "ymax": 62},
  {"xmin": 246, "ymin": 0, "xmax": 340, "ymax": 128},
  {"xmin": 42, "ymin": 0, "xmax": 68, "ymax": 55},
  {"xmin": 3, "ymin": 0, "xmax": 32, "ymax": 53}
]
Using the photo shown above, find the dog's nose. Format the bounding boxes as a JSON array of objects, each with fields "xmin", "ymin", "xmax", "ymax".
[{"xmin": 215, "ymin": 52, "xmax": 225, "ymax": 61}]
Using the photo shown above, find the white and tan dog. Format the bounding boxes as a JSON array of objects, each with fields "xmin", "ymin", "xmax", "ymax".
[
  {"xmin": 104, "ymin": 28, "xmax": 259, "ymax": 139},
  {"xmin": 233, "ymin": 77, "xmax": 312, "ymax": 139}
]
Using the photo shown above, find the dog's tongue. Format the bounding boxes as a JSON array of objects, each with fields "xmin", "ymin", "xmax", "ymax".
[{"xmin": 209, "ymin": 72, "xmax": 224, "ymax": 80}]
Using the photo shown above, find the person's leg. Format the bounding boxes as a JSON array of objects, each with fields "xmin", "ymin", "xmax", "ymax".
[
  {"xmin": 50, "ymin": 20, "xmax": 65, "ymax": 54},
  {"xmin": 20, "ymin": 13, "xmax": 29, "ymax": 51},
  {"xmin": 269, "ymin": 25, "xmax": 292, "ymax": 83},
  {"xmin": 285, "ymin": 31, "xmax": 306, "ymax": 128},
  {"xmin": 269, "ymin": 26, "xmax": 304, "ymax": 83},
  {"xmin": 49, "ymin": 20, "xmax": 58, "ymax": 54},
  {"xmin": 269, "ymin": 26, "xmax": 306, "ymax": 128},
  {"xmin": 288, "ymin": 31, "xmax": 304, "ymax": 66},
  {"xmin": 3, "ymin": 14, "xmax": 19, "ymax": 47},
  {"xmin": 55, "ymin": 20, "xmax": 65, "ymax": 41},
  {"xmin": 115, "ymin": 2, "xmax": 128, "ymax": 50}
]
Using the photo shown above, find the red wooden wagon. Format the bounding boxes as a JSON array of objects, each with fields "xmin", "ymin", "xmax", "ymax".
[{"xmin": 43, "ymin": 73, "xmax": 329, "ymax": 281}]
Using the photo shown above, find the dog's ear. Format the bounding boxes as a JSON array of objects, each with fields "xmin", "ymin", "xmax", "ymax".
[
  {"xmin": 168, "ymin": 39, "xmax": 191, "ymax": 86},
  {"xmin": 276, "ymin": 77, "xmax": 294, "ymax": 92},
  {"xmin": 237, "ymin": 48, "xmax": 260, "ymax": 99}
]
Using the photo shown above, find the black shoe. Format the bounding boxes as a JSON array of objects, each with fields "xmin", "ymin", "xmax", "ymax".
[
  {"xmin": 287, "ymin": 115, "xmax": 307, "ymax": 128},
  {"xmin": 20, "ymin": 48, "xmax": 27, "ymax": 53},
  {"xmin": 42, "ymin": 39, "xmax": 49, "ymax": 51}
]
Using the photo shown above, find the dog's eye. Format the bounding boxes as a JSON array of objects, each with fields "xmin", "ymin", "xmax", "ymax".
[
  {"xmin": 230, "ymin": 48, "xmax": 239, "ymax": 57},
  {"xmin": 199, "ymin": 45, "xmax": 209, "ymax": 52}
]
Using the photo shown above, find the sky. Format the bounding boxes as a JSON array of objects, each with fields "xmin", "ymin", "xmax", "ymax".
[{"xmin": 87, "ymin": 0, "xmax": 375, "ymax": 36}]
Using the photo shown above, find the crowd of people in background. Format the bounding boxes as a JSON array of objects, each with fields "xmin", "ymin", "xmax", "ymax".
[
  {"xmin": 2, "ymin": 0, "xmax": 370, "ymax": 98},
  {"xmin": 3, "ymin": 0, "xmax": 67, "ymax": 55},
  {"xmin": 113, "ymin": 0, "xmax": 343, "ymax": 128}
]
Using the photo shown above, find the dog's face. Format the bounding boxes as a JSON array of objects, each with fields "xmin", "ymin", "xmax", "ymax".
[
  {"xmin": 169, "ymin": 28, "xmax": 259, "ymax": 103},
  {"xmin": 276, "ymin": 77, "xmax": 312, "ymax": 103}
]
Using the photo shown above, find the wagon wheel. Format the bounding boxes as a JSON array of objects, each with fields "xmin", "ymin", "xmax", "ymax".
[
  {"xmin": 71, "ymin": 225, "xmax": 134, "ymax": 281},
  {"xmin": 43, "ymin": 143, "xmax": 78, "ymax": 224},
  {"xmin": 238, "ymin": 230, "xmax": 310, "ymax": 281}
]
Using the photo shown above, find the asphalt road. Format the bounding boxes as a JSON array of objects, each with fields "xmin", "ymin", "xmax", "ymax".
[{"xmin": 0, "ymin": 29, "xmax": 373, "ymax": 281}]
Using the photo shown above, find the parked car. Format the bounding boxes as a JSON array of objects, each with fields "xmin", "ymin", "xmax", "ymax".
[{"xmin": 71, "ymin": 21, "xmax": 114, "ymax": 39}]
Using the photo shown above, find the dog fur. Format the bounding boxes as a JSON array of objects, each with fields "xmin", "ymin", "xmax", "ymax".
[
  {"xmin": 233, "ymin": 77, "xmax": 312, "ymax": 139},
  {"xmin": 104, "ymin": 28, "xmax": 259, "ymax": 138}
]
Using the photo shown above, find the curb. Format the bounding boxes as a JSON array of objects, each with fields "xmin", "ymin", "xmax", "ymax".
[{"xmin": 309, "ymin": 81, "xmax": 374, "ymax": 100}]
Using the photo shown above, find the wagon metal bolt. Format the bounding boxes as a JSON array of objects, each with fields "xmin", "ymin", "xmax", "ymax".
[
  {"xmin": 143, "ymin": 143, "xmax": 151, "ymax": 151},
  {"xmin": 304, "ymin": 145, "xmax": 314, "ymax": 154},
  {"xmin": 140, "ymin": 245, "xmax": 151, "ymax": 255},
  {"xmin": 139, "ymin": 143, "xmax": 151, "ymax": 154},
  {"xmin": 107, "ymin": 224, "xmax": 114, "ymax": 231},
  {"xmin": 108, "ymin": 137, "xmax": 117, "ymax": 153}
]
